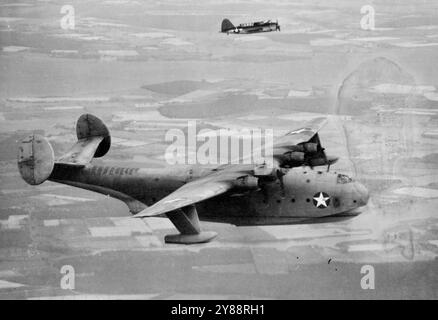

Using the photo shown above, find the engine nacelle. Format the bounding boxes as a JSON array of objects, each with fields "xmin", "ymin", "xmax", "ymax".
[
  {"xmin": 234, "ymin": 175, "xmax": 259, "ymax": 190},
  {"xmin": 303, "ymin": 142, "xmax": 318, "ymax": 153},
  {"xmin": 286, "ymin": 151, "xmax": 305, "ymax": 162},
  {"xmin": 290, "ymin": 143, "xmax": 318, "ymax": 154},
  {"xmin": 309, "ymin": 158, "xmax": 327, "ymax": 166}
]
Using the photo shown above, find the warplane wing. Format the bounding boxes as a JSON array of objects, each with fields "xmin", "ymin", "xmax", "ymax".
[
  {"xmin": 134, "ymin": 176, "xmax": 231, "ymax": 218},
  {"xmin": 133, "ymin": 167, "xmax": 258, "ymax": 244},
  {"xmin": 237, "ymin": 117, "xmax": 337, "ymax": 169},
  {"xmin": 133, "ymin": 168, "xmax": 256, "ymax": 218},
  {"xmin": 246, "ymin": 27, "xmax": 263, "ymax": 33},
  {"xmin": 273, "ymin": 117, "xmax": 327, "ymax": 149},
  {"xmin": 272, "ymin": 117, "xmax": 338, "ymax": 168}
]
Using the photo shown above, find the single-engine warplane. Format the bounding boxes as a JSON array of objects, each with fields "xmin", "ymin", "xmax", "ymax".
[
  {"xmin": 18, "ymin": 114, "xmax": 369, "ymax": 244},
  {"xmin": 221, "ymin": 18, "xmax": 280, "ymax": 34}
]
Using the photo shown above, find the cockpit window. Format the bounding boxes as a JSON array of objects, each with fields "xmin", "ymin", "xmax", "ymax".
[{"xmin": 337, "ymin": 174, "xmax": 353, "ymax": 184}]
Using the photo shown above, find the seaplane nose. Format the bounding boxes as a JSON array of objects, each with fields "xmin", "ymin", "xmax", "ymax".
[{"xmin": 354, "ymin": 182, "xmax": 369, "ymax": 206}]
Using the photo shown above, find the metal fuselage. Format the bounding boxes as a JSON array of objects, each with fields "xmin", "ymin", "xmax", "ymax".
[
  {"xmin": 225, "ymin": 22, "xmax": 279, "ymax": 34},
  {"xmin": 49, "ymin": 163, "xmax": 368, "ymax": 225}
]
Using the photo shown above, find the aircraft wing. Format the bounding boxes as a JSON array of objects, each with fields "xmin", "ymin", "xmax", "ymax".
[
  {"xmin": 247, "ymin": 27, "xmax": 263, "ymax": 33},
  {"xmin": 133, "ymin": 169, "xmax": 250, "ymax": 218},
  {"xmin": 273, "ymin": 117, "xmax": 327, "ymax": 149},
  {"xmin": 236, "ymin": 117, "xmax": 335, "ymax": 168},
  {"xmin": 272, "ymin": 117, "xmax": 338, "ymax": 167}
]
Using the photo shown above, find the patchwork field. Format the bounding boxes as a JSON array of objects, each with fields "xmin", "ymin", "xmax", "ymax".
[{"xmin": 0, "ymin": 0, "xmax": 437, "ymax": 299}]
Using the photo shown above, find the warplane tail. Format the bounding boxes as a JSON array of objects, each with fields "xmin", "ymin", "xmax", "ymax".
[
  {"xmin": 221, "ymin": 18, "xmax": 235, "ymax": 32},
  {"xmin": 18, "ymin": 114, "xmax": 111, "ymax": 185}
]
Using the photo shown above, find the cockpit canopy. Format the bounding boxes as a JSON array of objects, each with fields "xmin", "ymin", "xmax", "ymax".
[{"xmin": 337, "ymin": 173, "xmax": 353, "ymax": 184}]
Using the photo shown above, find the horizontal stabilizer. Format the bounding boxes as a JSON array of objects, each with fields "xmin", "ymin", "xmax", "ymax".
[{"xmin": 57, "ymin": 136, "xmax": 105, "ymax": 165}]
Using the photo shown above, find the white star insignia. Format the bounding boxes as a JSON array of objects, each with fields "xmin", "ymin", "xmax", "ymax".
[{"xmin": 313, "ymin": 192, "xmax": 330, "ymax": 208}]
